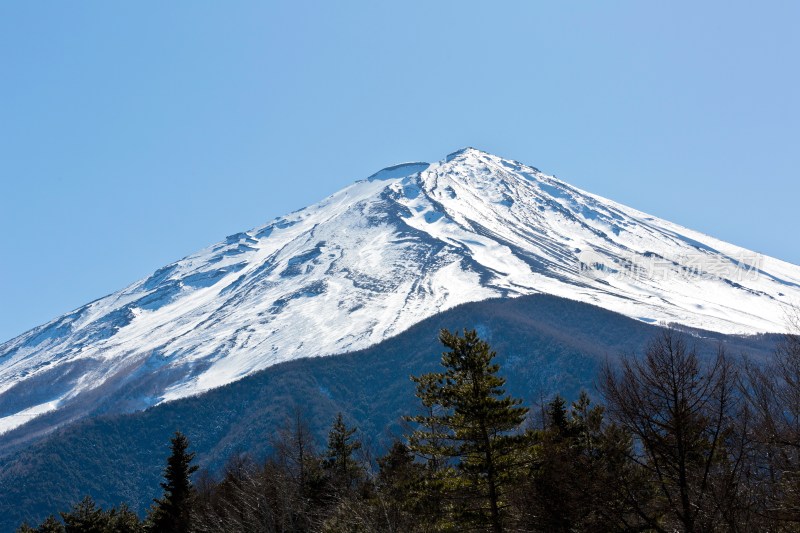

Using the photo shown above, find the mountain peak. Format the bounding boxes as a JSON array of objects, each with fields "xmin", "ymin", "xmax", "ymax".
[
  {"xmin": 444, "ymin": 146, "xmax": 489, "ymax": 162},
  {"xmin": 366, "ymin": 161, "xmax": 430, "ymax": 182},
  {"xmin": 2, "ymin": 148, "xmax": 799, "ymax": 437}
]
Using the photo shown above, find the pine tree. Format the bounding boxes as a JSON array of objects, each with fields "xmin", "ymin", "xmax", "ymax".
[
  {"xmin": 546, "ymin": 395, "xmax": 570, "ymax": 436},
  {"xmin": 374, "ymin": 441, "xmax": 428, "ymax": 529},
  {"xmin": 517, "ymin": 392, "xmax": 649, "ymax": 532},
  {"xmin": 61, "ymin": 496, "xmax": 106, "ymax": 533},
  {"xmin": 406, "ymin": 329, "xmax": 529, "ymax": 533},
  {"xmin": 323, "ymin": 412, "xmax": 362, "ymax": 491},
  {"xmin": 150, "ymin": 431, "xmax": 199, "ymax": 533},
  {"xmin": 33, "ymin": 515, "xmax": 65, "ymax": 533},
  {"xmin": 107, "ymin": 504, "xmax": 144, "ymax": 533},
  {"xmin": 377, "ymin": 441, "xmax": 420, "ymax": 499}
]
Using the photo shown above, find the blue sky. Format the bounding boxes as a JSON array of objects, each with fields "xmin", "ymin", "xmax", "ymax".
[{"xmin": 1, "ymin": 1, "xmax": 798, "ymax": 341}]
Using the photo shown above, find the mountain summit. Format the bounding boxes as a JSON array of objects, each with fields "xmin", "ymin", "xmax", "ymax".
[{"xmin": 2, "ymin": 148, "xmax": 799, "ymax": 436}]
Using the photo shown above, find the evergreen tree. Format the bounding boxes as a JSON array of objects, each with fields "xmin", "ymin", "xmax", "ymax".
[
  {"xmin": 373, "ymin": 441, "xmax": 429, "ymax": 530},
  {"xmin": 547, "ymin": 395, "xmax": 570, "ymax": 436},
  {"xmin": 41, "ymin": 516, "xmax": 67, "ymax": 533},
  {"xmin": 323, "ymin": 413, "xmax": 363, "ymax": 491},
  {"xmin": 406, "ymin": 329, "xmax": 529, "ymax": 533},
  {"xmin": 377, "ymin": 441, "xmax": 420, "ymax": 501},
  {"xmin": 149, "ymin": 431, "xmax": 199, "ymax": 533},
  {"xmin": 60, "ymin": 496, "xmax": 106, "ymax": 533},
  {"xmin": 106, "ymin": 505, "xmax": 144, "ymax": 533},
  {"xmin": 515, "ymin": 392, "xmax": 650, "ymax": 532}
]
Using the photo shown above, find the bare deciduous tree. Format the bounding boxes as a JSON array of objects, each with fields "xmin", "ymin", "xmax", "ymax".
[
  {"xmin": 744, "ymin": 309, "xmax": 800, "ymax": 527},
  {"xmin": 602, "ymin": 330, "xmax": 748, "ymax": 532}
]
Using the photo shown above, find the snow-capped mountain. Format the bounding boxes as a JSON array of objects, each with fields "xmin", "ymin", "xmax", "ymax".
[{"xmin": 2, "ymin": 148, "xmax": 799, "ymax": 436}]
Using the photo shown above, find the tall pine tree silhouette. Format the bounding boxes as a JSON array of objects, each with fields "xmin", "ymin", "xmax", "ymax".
[
  {"xmin": 407, "ymin": 329, "xmax": 529, "ymax": 533},
  {"xmin": 150, "ymin": 431, "xmax": 198, "ymax": 533},
  {"xmin": 323, "ymin": 412, "xmax": 362, "ymax": 491}
]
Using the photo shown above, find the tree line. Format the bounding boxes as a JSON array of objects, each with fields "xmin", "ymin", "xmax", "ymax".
[{"xmin": 15, "ymin": 327, "xmax": 800, "ymax": 532}]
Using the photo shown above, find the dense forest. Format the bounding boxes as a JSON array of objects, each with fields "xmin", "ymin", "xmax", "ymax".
[{"xmin": 15, "ymin": 327, "xmax": 800, "ymax": 533}]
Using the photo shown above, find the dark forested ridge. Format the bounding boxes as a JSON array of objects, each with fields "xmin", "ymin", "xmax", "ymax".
[{"xmin": 0, "ymin": 295, "xmax": 781, "ymax": 532}]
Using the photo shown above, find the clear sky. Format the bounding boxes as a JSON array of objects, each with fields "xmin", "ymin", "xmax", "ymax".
[{"xmin": 1, "ymin": 1, "xmax": 798, "ymax": 342}]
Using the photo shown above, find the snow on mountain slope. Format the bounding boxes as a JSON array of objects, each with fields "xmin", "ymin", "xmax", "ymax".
[{"xmin": 2, "ymin": 148, "xmax": 799, "ymax": 435}]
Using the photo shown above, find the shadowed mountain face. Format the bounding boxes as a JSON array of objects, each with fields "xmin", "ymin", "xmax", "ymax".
[
  {"xmin": 2, "ymin": 147, "xmax": 798, "ymax": 441},
  {"xmin": 0, "ymin": 294, "xmax": 780, "ymax": 531}
]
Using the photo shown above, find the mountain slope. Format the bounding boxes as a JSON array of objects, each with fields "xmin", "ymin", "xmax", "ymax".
[
  {"xmin": 0, "ymin": 294, "xmax": 781, "ymax": 531},
  {"xmin": 1, "ymin": 148, "xmax": 799, "ymax": 437}
]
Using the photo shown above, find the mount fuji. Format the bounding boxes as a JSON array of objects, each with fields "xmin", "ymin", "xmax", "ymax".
[{"xmin": 2, "ymin": 147, "xmax": 799, "ymax": 438}]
